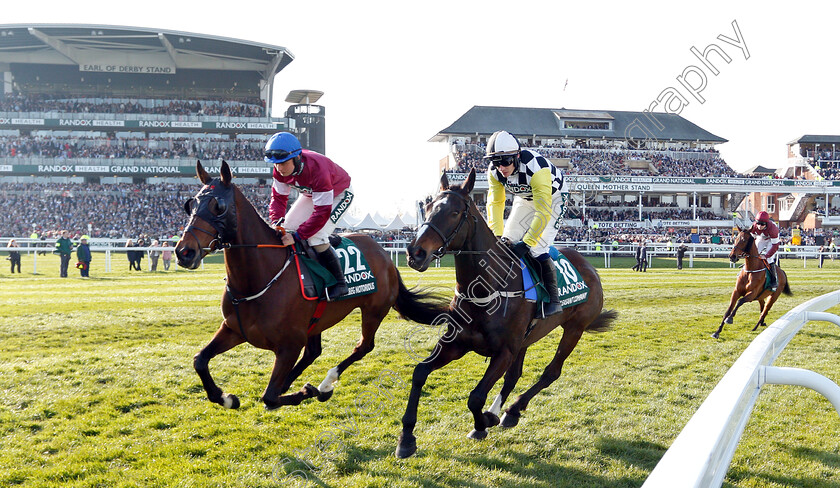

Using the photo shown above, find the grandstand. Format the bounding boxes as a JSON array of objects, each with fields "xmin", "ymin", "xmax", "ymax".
[
  {"xmin": 0, "ymin": 24, "xmax": 325, "ymax": 187},
  {"xmin": 432, "ymin": 106, "xmax": 840, "ymax": 244},
  {"xmin": 0, "ymin": 24, "xmax": 334, "ymax": 239}
]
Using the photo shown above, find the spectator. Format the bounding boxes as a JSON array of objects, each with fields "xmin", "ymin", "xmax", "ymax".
[
  {"xmin": 677, "ymin": 243, "xmax": 688, "ymax": 270},
  {"xmin": 7, "ymin": 239, "xmax": 21, "ymax": 274},
  {"xmin": 54, "ymin": 230, "xmax": 74, "ymax": 277},
  {"xmin": 76, "ymin": 236, "xmax": 92, "ymax": 277},
  {"xmin": 149, "ymin": 240, "xmax": 161, "ymax": 272},
  {"xmin": 161, "ymin": 241, "xmax": 173, "ymax": 271}
]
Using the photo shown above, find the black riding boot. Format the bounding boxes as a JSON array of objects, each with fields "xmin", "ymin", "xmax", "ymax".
[
  {"xmin": 539, "ymin": 257, "xmax": 563, "ymax": 317},
  {"xmin": 317, "ymin": 247, "xmax": 349, "ymax": 301},
  {"xmin": 768, "ymin": 263, "xmax": 778, "ymax": 291}
]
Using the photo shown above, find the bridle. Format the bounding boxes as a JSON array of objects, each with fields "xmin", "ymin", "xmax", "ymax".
[
  {"xmin": 183, "ymin": 179, "xmax": 238, "ymax": 252},
  {"xmin": 417, "ymin": 190, "xmax": 478, "ymax": 259},
  {"xmin": 732, "ymin": 231, "xmax": 757, "ymax": 259}
]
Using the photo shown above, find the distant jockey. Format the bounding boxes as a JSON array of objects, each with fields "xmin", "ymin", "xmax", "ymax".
[
  {"xmin": 749, "ymin": 210, "xmax": 780, "ymax": 291},
  {"xmin": 265, "ymin": 132, "xmax": 353, "ymax": 300},
  {"xmin": 485, "ymin": 130, "xmax": 569, "ymax": 316}
]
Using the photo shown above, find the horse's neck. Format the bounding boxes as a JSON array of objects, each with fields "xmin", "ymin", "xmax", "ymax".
[
  {"xmin": 454, "ymin": 205, "xmax": 519, "ymax": 291},
  {"xmin": 224, "ymin": 190, "xmax": 289, "ymax": 290}
]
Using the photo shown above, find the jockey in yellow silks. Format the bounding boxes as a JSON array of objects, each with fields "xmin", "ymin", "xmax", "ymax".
[{"xmin": 485, "ymin": 130, "xmax": 569, "ymax": 316}]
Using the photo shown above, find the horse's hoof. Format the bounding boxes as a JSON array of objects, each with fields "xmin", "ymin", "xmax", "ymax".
[
  {"xmin": 263, "ymin": 400, "xmax": 281, "ymax": 411},
  {"xmin": 711, "ymin": 332, "xmax": 720, "ymax": 339},
  {"xmin": 467, "ymin": 429, "xmax": 488, "ymax": 440},
  {"xmin": 317, "ymin": 389, "xmax": 334, "ymax": 402},
  {"xmin": 500, "ymin": 412, "xmax": 520, "ymax": 428},
  {"xmin": 395, "ymin": 433, "xmax": 416, "ymax": 459},
  {"xmin": 724, "ymin": 316, "xmax": 733, "ymax": 324},
  {"xmin": 483, "ymin": 411, "xmax": 500, "ymax": 428},
  {"xmin": 221, "ymin": 393, "xmax": 240, "ymax": 409},
  {"xmin": 302, "ymin": 383, "xmax": 319, "ymax": 398}
]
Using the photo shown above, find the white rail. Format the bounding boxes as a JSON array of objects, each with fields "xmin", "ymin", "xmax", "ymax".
[{"xmin": 643, "ymin": 291, "xmax": 840, "ymax": 488}]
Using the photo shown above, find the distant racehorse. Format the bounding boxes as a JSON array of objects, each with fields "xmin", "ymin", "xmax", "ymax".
[
  {"xmin": 175, "ymin": 160, "xmax": 448, "ymax": 410},
  {"xmin": 713, "ymin": 224, "xmax": 791, "ymax": 339},
  {"xmin": 396, "ymin": 169, "xmax": 617, "ymax": 458}
]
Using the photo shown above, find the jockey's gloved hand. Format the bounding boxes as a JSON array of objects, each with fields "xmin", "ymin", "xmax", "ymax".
[{"xmin": 511, "ymin": 240, "xmax": 531, "ymax": 260}]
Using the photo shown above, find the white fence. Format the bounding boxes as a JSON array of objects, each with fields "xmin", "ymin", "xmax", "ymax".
[{"xmin": 642, "ymin": 291, "xmax": 840, "ymax": 487}]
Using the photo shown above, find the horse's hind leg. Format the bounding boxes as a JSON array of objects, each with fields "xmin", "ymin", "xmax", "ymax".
[
  {"xmin": 467, "ymin": 349, "xmax": 515, "ymax": 440},
  {"xmin": 316, "ymin": 307, "xmax": 385, "ymax": 402},
  {"xmin": 502, "ymin": 326, "xmax": 584, "ymax": 428},
  {"xmin": 753, "ymin": 294, "xmax": 779, "ymax": 331},
  {"xmin": 194, "ymin": 324, "xmax": 245, "ymax": 409},
  {"xmin": 485, "ymin": 347, "xmax": 527, "ymax": 428}
]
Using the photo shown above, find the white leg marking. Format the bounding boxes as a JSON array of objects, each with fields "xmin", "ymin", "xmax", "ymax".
[
  {"xmin": 488, "ymin": 394, "xmax": 503, "ymax": 416},
  {"xmin": 222, "ymin": 395, "xmax": 234, "ymax": 409},
  {"xmin": 318, "ymin": 367, "xmax": 340, "ymax": 393}
]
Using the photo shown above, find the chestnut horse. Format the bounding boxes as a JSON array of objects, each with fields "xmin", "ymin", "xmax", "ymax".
[
  {"xmin": 712, "ymin": 225, "xmax": 792, "ymax": 339},
  {"xmin": 175, "ymin": 160, "xmax": 448, "ymax": 410},
  {"xmin": 396, "ymin": 169, "xmax": 617, "ymax": 458}
]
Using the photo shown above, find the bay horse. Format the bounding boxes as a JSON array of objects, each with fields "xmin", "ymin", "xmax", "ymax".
[
  {"xmin": 712, "ymin": 223, "xmax": 792, "ymax": 339},
  {"xmin": 396, "ymin": 169, "xmax": 618, "ymax": 458},
  {"xmin": 175, "ymin": 160, "xmax": 448, "ymax": 410}
]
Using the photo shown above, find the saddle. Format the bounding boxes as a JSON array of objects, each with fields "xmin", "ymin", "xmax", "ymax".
[
  {"xmin": 520, "ymin": 247, "xmax": 590, "ymax": 317},
  {"xmin": 292, "ymin": 235, "xmax": 377, "ymax": 301}
]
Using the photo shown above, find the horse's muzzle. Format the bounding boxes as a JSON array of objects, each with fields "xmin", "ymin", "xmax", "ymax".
[
  {"xmin": 175, "ymin": 244, "xmax": 201, "ymax": 269},
  {"xmin": 729, "ymin": 254, "xmax": 739, "ymax": 263},
  {"xmin": 406, "ymin": 245, "xmax": 430, "ymax": 272}
]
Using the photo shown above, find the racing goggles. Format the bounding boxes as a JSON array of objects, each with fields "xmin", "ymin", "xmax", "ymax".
[
  {"xmin": 264, "ymin": 149, "xmax": 299, "ymax": 162},
  {"xmin": 490, "ymin": 155, "xmax": 517, "ymax": 168}
]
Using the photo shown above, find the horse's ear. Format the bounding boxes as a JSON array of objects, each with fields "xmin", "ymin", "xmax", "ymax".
[
  {"xmin": 462, "ymin": 168, "xmax": 476, "ymax": 193},
  {"xmin": 440, "ymin": 171, "xmax": 450, "ymax": 191},
  {"xmin": 196, "ymin": 160, "xmax": 212, "ymax": 185},
  {"xmin": 220, "ymin": 160, "xmax": 233, "ymax": 185}
]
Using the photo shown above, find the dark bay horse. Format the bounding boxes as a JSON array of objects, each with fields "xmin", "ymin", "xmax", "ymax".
[
  {"xmin": 396, "ymin": 169, "xmax": 618, "ymax": 458},
  {"xmin": 175, "ymin": 160, "xmax": 448, "ymax": 410},
  {"xmin": 713, "ymin": 225, "xmax": 792, "ymax": 339}
]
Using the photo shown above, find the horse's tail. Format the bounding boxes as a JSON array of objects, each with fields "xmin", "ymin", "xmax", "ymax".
[
  {"xmin": 586, "ymin": 308, "xmax": 618, "ymax": 333},
  {"xmin": 782, "ymin": 281, "xmax": 792, "ymax": 296},
  {"xmin": 393, "ymin": 270, "xmax": 451, "ymax": 325}
]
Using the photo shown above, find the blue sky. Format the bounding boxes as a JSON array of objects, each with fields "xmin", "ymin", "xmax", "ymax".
[{"xmin": 6, "ymin": 1, "xmax": 839, "ymax": 218}]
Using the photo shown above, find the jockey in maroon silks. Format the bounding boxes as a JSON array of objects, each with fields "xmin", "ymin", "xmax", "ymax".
[
  {"xmin": 749, "ymin": 210, "xmax": 781, "ymax": 291},
  {"xmin": 265, "ymin": 132, "xmax": 353, "ymax": 300}
]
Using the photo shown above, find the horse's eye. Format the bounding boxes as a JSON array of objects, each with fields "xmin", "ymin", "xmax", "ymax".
[{"xmin": 183, "ymin": 198, "xmax": 195, "ymax": 216}]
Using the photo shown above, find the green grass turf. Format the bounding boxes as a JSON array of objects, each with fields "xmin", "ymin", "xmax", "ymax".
[{"xmin": 0, "ymin": 253, "xmax": 838, "ymax": 487}]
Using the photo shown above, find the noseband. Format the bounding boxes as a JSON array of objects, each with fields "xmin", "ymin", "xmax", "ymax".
[{"xmin": 417, "ymin": 190, "xmax": 476, "ymax": 259}]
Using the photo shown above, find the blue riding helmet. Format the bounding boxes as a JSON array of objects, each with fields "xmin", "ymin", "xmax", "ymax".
[{"xmin": 264, "ymin": 132, "xmax": 303, "ymax": 166}]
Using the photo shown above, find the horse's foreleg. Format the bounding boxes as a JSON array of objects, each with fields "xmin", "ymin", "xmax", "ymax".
[
  {"xmin": 714, "ymin": 291, "xmax": 746, "ymax": 338},
  {"xmin": 484, "ymin": 347, "xmax": 527, "ymax": 429},
  {"xmin": 396, "ymin": 339, "xmax": 467, "ymax": 459},
  {"xmin": 467, "ymin": 349, "xmax": 515, "ymax": 440},
  {"xmin": 318, "ymin": 309, "xmax": 384, "ymax": 402},
  {"xmin": 503, "ymin": 326, "xmax": 584, "ymax": 427},
  {"xmin": 278, "ymin": 334, "xmax": 322, "ymax": 395},
  {"xmin": 194, "ymin": 324, "xmax": 245, "ymax": 409},
  {"xmin": 262, "ymin": 344, "xmax": 310, "ymax": 410}
]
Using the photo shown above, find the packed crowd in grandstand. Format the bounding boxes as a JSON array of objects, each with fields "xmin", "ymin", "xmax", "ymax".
[
  {"xmin": 450, "ymin": 147, "xmax": 738, "ymax": 178},
  {"xmin": 0, "ymin": 94, "xmax": 266, "ymax": 117},
  {"xmin": 0, "ymin": 135, "xmax": 264, "ymax": 161}
]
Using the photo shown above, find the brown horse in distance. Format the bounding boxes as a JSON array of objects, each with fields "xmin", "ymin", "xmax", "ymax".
[
  {"xmin": 174, "ymin": 160, "xmax": 449, "ymax": 410},
  {"xmin": 713, "ymin": 225, "xmax": 792, "ymax": 339}
]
